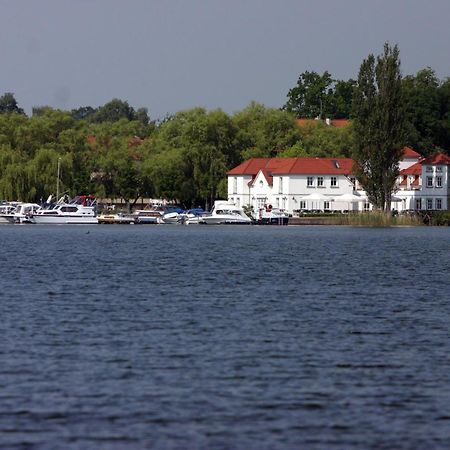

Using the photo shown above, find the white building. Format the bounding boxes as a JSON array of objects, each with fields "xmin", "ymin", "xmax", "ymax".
[
  {"xmin": 227, "ymin": 148, "xmax": 450, "ymax": 214},
  {"xmin": 398, "ymin": 152, "xmax": 450, "ymax": 211}
]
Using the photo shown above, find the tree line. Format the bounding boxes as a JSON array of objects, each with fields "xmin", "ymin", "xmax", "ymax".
[{"xmin": 0, "ymin": 46, "xmax": 449, "ymax": 210}]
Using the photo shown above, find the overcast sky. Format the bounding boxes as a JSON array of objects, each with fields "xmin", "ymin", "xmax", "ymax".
[{"xmin": 1, "ymin": 0, "xmax": 449, "ymax": 119}]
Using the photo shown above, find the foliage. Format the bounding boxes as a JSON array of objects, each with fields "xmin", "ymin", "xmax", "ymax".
[
  {"xmin": 0, "ymin": 92, "xmax": 25, "ymax": 115},
  {"xmin": 284, "ymin": 72, "xmax": 355, "ymax": 119},
  {"xmin": 352, "ymin": 43, "xmax": 406, "ymax": 212},
  {"xmin": 233, "ymin": 102, "xmax": 302, "ymax": 158}
]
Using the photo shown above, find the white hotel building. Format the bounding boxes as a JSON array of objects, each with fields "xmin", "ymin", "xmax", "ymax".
[{"xmin": 227, "ymin": 148, "xmax": 450, "ymax": 214}]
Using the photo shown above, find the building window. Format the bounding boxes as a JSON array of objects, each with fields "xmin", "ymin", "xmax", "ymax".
[
  {"xmin": 415, "ymin": 198, "xmax": 422, "ymax": 210},
  {"xmin": 436, "ymin": 199, "xmax": 442, "ymax": 210},
  {"xmin": 257, "ymin": 197, "xmax": 265, "ymax": 208},
  {"xmin": 236, "ymin": 197, "xmax": 240, "ymax": 207},
  {"xmin": 426, "ymin": 166, "xmax": 433, "ymax": 172},
  {"xmin": 307, "ymin": 176, "xmax": 314, "ymax": 187},
  {"xmin": 233, "ymin": 177, "xmax": 237, "ymax": 194},
  {"xmin": 436, "ymin": 176, "xmax": 442, "ymax": 188},
  {"xmin": 317, "ymin": 177, "xmax": 324, "ymax": 187},
  {"xmin": 350, "ymin": 177, "xmax": 356, "ymax": 187},
  {"xmin": 363, "ymin": 202, "xmax": 370, "ymax": 211},
  {"xmin": 426, "ymin": 177, "xmax": 433, "ymax": 188},
  {"xmin": 330, "ymin": 177, "xmax": 337, "ymax": 187},
  {"xmin": 276, "ymin": 197, "xmax": 280, "ymax": 208},
  {"xmin": 427, "ymin": 199, "xmax": 433, "ymax": 210},
  {"xmin": 282, "ymin": 198, "xmax": 286, "ymax": 210},
  {"xmin": 300, "ymin": 201, "xmax": 306, "ymax": 209},
  {"xmin": 436, "ymin": 166, "xmax": 442, "ymax": 172},
  {"xmin": 279, "ymin": 176, "xmax": 283, "ymax": 194},
  {"xmin": 324, "ymin": 201, "xmax": 330, "ymax": 210}
]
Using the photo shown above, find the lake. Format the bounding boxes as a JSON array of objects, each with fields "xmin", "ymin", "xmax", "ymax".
[{"xmin": 1, "ymin": 224, "xmax": 450, "ymax": 449}]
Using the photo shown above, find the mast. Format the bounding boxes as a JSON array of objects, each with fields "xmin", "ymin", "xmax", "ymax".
[{"xmin": 56, "ymin": 157, "xmax": 61, "ymax": 201}]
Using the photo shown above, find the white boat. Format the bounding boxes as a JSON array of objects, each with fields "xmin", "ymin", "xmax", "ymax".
[
  {"xmin": 159, "ymin": 211, "xmax": 181, "ymax": 224},
  {"xmin": 0, "ymin": 203, "xmax": 20, "ymax": 224},
  {"xmin": 199, "ymin": 201, "xmax": 252, "ymax": 225},
  {"xmin": 30, "ymin": 195, "xmax": 98, "ymax": 224},
  {"xmin": 14, "ymin": 203, "xmax": 42, "ymax": 223},
  {"xmin": 97, "ymin": 213, "xmax": 136, "ymax": 224},
  {"xmin": 132, "ymin": 209, "xmax": 162, "ymax": 224},
  {"xmin": 253, "ymin": 207, "xmax": 289, "ymax": 225}
]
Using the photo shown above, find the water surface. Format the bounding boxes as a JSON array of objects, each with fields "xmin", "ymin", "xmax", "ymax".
[{"xmin": 1, "ymin": 225, "xmax": 449, "ymax": 449}]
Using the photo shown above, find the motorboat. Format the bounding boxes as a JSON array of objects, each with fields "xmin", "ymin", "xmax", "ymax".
[
  {"xmin": 159, "ymin": 211, "xmax": 181, "ymax": 224},
  {"xmin": 97, "ymin": 213, "xmax": 136, "ymax": 224},
  {"xmin": 0, "ymin": 202, "xmax": 20, "ymax": 224},
  {"xmin": 132, "ymin": 209, "xmax": 162, "ymax": 224},
  {"xmin": 30, "ymin": 195, "xmax": 98, "ymax": 224},
  {"xmin": 253, "ymin": 206, "xmax": 289, "ymax": 225},
  {"xmin": 181, "ymin": 208, "xmax": 207, "ymax": 225},
  {"xmin": 199, "ymin": 201, "xmax": 251, "ymax": 225},
  {"xmin": 14, "ymin": 203, "xmax": 42, "ymax": 223}
]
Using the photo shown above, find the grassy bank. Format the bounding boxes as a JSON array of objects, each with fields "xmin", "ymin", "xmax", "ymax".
[{"xmin": 292, "ymin": 212, "xmax": 424, "ymax": 226}]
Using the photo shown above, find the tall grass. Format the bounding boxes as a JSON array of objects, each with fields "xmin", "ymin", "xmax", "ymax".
[{"xmin": 335, "ymin": 211, "xmax": 423, "ymax": 227}]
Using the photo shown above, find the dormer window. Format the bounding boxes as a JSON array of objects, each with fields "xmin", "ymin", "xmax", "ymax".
[{"xmin": 426, "ymin": 166, "xmax": 433, "ymax": 173}]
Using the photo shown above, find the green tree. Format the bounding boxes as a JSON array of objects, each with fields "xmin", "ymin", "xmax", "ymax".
[
  {"xmin": 91, "ymin": 98, "xmax": 136, "ymax": 123},
  {"xmin": 352, "ymin": 43, "xmax": 406, "ymax": 212},
  {"xmin": 437, "ymin": 77, "xmax": 450, "ymax": 152},
  {"xmin": 233, "ymin": 102, "xmax": 301, "ymax": 159},
  {"xmin": 284, "ymin": 71, "xmax": 334, "ymax": 118},
  {"xmin": 402, "ymin": 68, "xmax": 441, "ymax": 154},
  {"xmin": 0, "ymin": 92, "xmax": 25, "ymax": 115}
]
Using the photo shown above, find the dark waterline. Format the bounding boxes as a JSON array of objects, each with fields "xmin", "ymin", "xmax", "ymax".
[{"xmin": 1, "ymin": 225, "xmax": 450, "ymax": 449}]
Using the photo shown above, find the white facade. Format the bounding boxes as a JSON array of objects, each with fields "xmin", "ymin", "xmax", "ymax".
[{"xmin": 227, "ymin": 152, "xmax": 450, "ymax": 214}]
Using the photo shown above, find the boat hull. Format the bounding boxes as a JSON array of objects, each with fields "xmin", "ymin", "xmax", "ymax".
[{"xmin": 32, "ymin": 216, "xmax": 98, "ymax": 224}]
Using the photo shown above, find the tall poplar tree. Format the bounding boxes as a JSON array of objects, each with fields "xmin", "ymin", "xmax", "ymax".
[{"xmin": 352, "ymin": 43, "xmax": 406, "ymax": 212}]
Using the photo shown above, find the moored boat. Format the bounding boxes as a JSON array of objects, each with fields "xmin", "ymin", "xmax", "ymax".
[
  {"xmin": 199, "ymin": 201, "xmax": 251, "ymax": 225},
  {"xmin": 252, "ymin": 206, "xmax": 289, "ymax": 225},
  {"xmin": 30, "ymin": 195, "xmax": 98, "ymax": 224}
]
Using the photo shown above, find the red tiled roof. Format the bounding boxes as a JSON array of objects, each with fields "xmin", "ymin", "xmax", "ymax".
[
  {"xmin": 421, "ymin": 152, "xmax": 450, "ymax": 165},
  {"xmin": 400, "ymin": 161, "xmax": 422, "ymax": 176},
  {"xmin": 227, "ymin": 158, "xmax": 271, "ymax": 176},
  {"xmin": 330, "ymin": 119, "xmax": 350, "ymax": 128},
  {"xmin": 228, "ymin": 157, "xmax": 354, "ymax": 176},
  {"xmin": 296, "ymin": 118, "xmax": 318, "ymax": 127},
  {"xmin": 296, "ymin": 118, "xmax": 351, "ymax": 128},
  {"xmin": 402, "ymin": 146, "xmax": 421, "ymax": 159}
]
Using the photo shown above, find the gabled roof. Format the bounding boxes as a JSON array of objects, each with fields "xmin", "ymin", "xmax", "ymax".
[
  {"xmin": 228, "ymin": 157, "xmax": 354, "ymax": 176},
  {"xmin": 402, "ymin": 147, "xmax": 421, "ymax": 159},
  {"xmin": 400, "ymin": 161, "xmax": 422, "ymax": 176},
  {"xmin": 421, "ymin": 152, "xmax": 450, "ymax": 165}
]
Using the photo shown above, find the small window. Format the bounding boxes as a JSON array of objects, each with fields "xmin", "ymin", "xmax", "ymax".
[
  {"xmin": 300, "ymin": 201, "xmax": 306, "ymax": 209},
  {"xmin": 317, "ymin": 177, "xmax": 324, "ymax": 187},
  {"xmin": 233, "ymin": 177, "xmax": 237, "ymax": 194},
  {"xmin": 279, "ymin": 177, "xmax": 283, "ymax": 194},
  {"xmin": 426, "ymin": 177, "xmax": 433, "ymax": 188},
  {"xmin": 415, "ymin": 199, "xmax": 422, "ymax": 210},
  {"xmin": 307, "ymin": 177, "xmax": 314, "ymax": 187},
  {"xmin": 324, "ymin": 201, "xmax": 330, "ymax": 210},
  {"xmin": 436, "ymin": 176, "xmax": 442, "ymax": 188},
  {"xmin": 363, "ymin": 202, "xmax": 370, "ymax": 211},
  {"xmin": 426, "ymin": 166, "xmax": 433, "ymax": 172},
  {"xmin": 330, "ymin": 177, "xmax": 337, "ymax": 187},
  {"xmin": 427, "ymin": 199, "xmax": 433, "ymax": 210},
  {"xmin": 436, "ymin": 166, "xmax": 442, "ymax": 172},
  {"xmin": 435, "ymin": 199, "xmax": 442, "ymax": 210}
]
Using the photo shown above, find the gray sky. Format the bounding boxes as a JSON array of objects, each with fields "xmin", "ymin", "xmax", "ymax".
[{"xmin": 1, "ymin": 0, "xmax": 449, "ymax": 119}]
